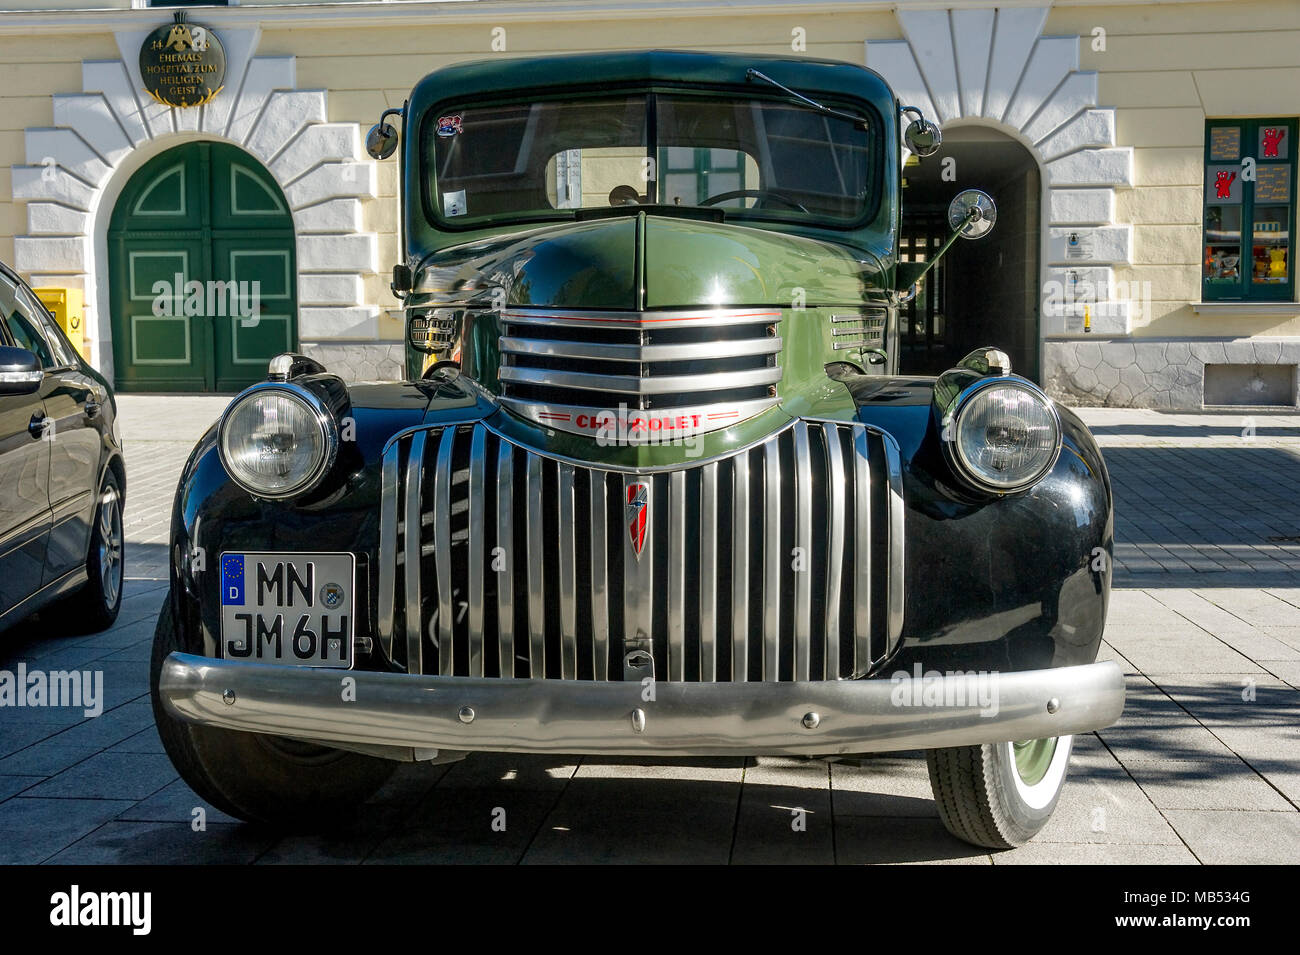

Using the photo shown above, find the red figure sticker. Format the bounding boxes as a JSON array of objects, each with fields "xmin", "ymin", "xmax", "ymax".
[
  {"xmin": 1263, "ymin": 127, "xmax": 1286, "ymax": 158},
  {"xmin": 1215, "ymin": 170, "xmax": 1237, "ymax": 199}
]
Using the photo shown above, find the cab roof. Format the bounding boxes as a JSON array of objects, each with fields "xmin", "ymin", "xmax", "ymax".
[{"xmin": 407, "ymin": 49, "xmax": 895, "ymax": 115}]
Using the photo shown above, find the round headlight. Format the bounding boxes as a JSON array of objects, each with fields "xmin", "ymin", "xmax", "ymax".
[
  {"xmin": 218, "ymin": 384, "xmax": 338, "ymax": 499},
  {"xmin": 948, "ymin": 381, "xmax": 1060, "ymax": 493}
]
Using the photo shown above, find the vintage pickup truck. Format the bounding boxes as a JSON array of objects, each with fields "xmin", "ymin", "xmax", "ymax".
[{"xmin": 151, "ymin": 50, "xmax": 1124, "ymax": 849}]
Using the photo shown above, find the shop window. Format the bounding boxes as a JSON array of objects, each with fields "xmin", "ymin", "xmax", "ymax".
[{"xmin": 1203, "ymin": 118, "xmax": 1297, "ymax": 301}]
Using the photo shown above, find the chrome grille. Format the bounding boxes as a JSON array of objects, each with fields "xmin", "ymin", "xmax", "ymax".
[
  {"xmin": 497, "ymin": 307, "xmax": 783, "ymax": 440},
  {"xmin": 831, "ymin": 308, "xmax": 887, "ymax": 351},
  {"xmin": 377, "ymin": 419, "xmax": 904, "ymax": 682}
]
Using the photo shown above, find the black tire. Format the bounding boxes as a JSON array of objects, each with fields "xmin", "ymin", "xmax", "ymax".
[
  {"xmin": 149, "ymin": 602, "xmax": 397, "ymax": 827},
  {"xmin": 926, "ymin": 735, "xmax": 1074, "ymax": 849},
  {"xmin": 44, "ymin": 468, "xmax": 124, "ymax": 634}
]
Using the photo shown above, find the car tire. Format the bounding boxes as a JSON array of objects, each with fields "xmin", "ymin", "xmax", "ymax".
[
  {"xmin": 926, "ymin": 735, "xmax": 1074, "ymax": 849},
  {"xmin": 149, "ymin": 601, "xmax": 397, "ymax": 827},
  {"xmin": 44, "ymin": 469, "xmax": 124, "ymax": 634}
]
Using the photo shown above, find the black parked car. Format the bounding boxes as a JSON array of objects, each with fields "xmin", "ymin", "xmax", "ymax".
[{"xmin": 0, "ymin": 261, "xmax": 125, "ymax": 635}]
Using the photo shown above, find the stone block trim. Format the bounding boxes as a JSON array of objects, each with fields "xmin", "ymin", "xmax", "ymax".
[
  {"xmin": 300, "ymin": 342, "xmax": 406, "ymax": 383},
  {"xmin": 1044, "ymin": 339, "xmax": 1300, "ymax": 410},
  {"xmin": 13, "ymin": 28, "xmax": 380, "ymax": 372},
  {"xmin": 866, "ymin": 5, "xmax": 1135, "ymax": 344}
]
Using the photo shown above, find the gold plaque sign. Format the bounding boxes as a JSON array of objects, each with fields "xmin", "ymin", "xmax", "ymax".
[{"xmin": 140, "ymin": 14, "xmax": 226, "ymax": 109}]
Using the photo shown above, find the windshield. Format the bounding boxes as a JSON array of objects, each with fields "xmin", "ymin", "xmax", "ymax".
[{"xmin": 423, "ymin": 91, "xmax": 878, "ymax": 228}]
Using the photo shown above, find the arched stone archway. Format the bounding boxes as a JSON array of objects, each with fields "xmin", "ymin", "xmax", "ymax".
[
  {"xmin": 11, "ymin": 26, "xmax": 383, "ymax": 381},
  {"xmin": 866, "ymin": 5, "xmax": 1136, "ymax": 382}
]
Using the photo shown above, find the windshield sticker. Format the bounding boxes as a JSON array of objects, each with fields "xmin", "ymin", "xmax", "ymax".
[
  {"xmin": 436, "ymin": 114, "xmax": 463, "ymax": 137},
  {"xmin": 443, "ymin": 190, "xmax": 468, "ymax": 217}
]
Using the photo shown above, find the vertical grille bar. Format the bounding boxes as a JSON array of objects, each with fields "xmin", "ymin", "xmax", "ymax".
[
  {"xmin": 822, "ymin": 426, "xmax": 847, "ymax": 679},
  {"xmin": 761, "ymin": 440, "xmax": 782, "ymax": 681},
  {"xmin": 525, "ymin": 452, "xmax": 546, "ymax": 677},
  {"xmin": 557, "ymin": 463, "xmax": 578, "ymax": 680},
  {"xmin": 792, "ymin": 421, "xmax": 813, "ymax": 681},
  {"xmin": 852, "ymin": 428, "xmax": 872, "ymax": 675},
  {"xmin": 398, "ymin": 420, "xmax": 903, "ymax": 683},
  {"xmin": 730, "ymin": 453, "xmax": 750, "ymax": 682},
  {"xmin": 590, "ymin": 472, "xmax": 609, "ymax": 681},
  {"xmin": 883, "ymin": 435, "xmax": 906, "ymax": 657},
  {"xmin": 433, "ymin": 429, "xmax": 455, "ymax": 676},
  {"xmin": 466, "ymin": 427, "xmax": 487, "ymax": 677},
  {"xmin": 698, "ymin": 462, "xmax": 718, "ymax": 682},
  {"xmin": 667, "ymin": 470, "xmax": 687, "ymax": 681},
  {"xmin": 377, "ymin": 441, "xmax": 399, "ymax": 661},
  {"xmin": 403, "ymin": 432, "xmax": 426, "ymax": 676},
  {"xmin": 495, "ymin": 440, "xmax": 515, "ymax": 678}
]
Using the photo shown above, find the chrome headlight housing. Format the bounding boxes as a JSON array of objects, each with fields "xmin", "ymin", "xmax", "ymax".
[
  {"xmin": 218, "ymin": 383, "xmax": 339, "ymax": 499},
  {"xmin": 943, "ymin": 379, "xmax": 1061, "ymax": 494}
]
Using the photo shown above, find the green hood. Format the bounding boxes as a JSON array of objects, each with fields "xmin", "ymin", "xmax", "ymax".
[{"xmin": 416, "ymin": 212, "xmax": 886, "ymax": 310}]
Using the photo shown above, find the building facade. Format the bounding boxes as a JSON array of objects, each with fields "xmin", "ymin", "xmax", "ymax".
[{"xmin": 0, "ymin": 0, "xmax": 1297, "ymax": 407}]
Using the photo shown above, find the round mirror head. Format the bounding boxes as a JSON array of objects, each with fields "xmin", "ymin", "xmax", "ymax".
[
  {"xmin": 948, "ymin": 189, "xmax": 998, "ymax": 239},
  {"xmin": 904, "ymin": 118, "xmax": 942, "ymax": 157},
  {"xmin": 366, "ymin": 123, "xmax": 399, "ymax": 160}
]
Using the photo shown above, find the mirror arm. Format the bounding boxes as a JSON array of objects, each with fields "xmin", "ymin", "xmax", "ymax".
[{"xmin": 896, "ymin": 207, "xmax": 979, "ymax": 301}]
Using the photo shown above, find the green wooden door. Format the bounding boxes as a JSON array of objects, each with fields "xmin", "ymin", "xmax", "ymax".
[{"xmin": 109, "ymin": 142, "xmax": 296, "ymax": 392}]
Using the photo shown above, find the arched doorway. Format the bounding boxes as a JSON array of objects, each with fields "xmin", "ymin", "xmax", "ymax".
[
  {"xmin": 899, "ymin": 127, "xmax": 1042, "ymax": 382},
  {"xmin": 108, "ymin": 142, "xmax": 296, "ymax": 392}
]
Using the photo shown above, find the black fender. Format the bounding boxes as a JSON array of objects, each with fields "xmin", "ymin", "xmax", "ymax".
[
  {"xmin": 851, "ymin": 375, "xmax": 1113, "ymax": 675},
  {"xmin": 165, "ymin": 374, "xmax": 495, "ymax": 665}
]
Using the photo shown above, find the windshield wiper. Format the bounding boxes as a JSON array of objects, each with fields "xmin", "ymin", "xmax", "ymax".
[{"xmin": 745, "ymin": 69, "xmax": 869, "ymax": 130}]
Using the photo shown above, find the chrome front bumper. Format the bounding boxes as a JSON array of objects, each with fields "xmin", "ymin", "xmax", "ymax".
[{"xmin": 160, "ymin": 653, "xmax": 1125, "ymax": 757}]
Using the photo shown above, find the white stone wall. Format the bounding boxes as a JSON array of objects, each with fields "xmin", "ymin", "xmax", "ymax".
[
  {"xmin": 12, "ymin": 26, "xmax": 385, "ymax": 380},
  {"xmin": 1045, "ymin": 339, "xmax": 1300, "ymax": 409},
  {"xmin": 866, "ymin": 5, "xmax": 1135, "ymax": 340}
]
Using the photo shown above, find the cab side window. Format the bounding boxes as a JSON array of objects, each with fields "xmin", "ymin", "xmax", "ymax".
[{"xmin": 0, "ymin": 276, "xmax": 53, "ymax": 368}]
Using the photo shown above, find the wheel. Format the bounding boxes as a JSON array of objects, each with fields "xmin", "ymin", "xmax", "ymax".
[
  {"xmin": 149, "ymin": 602, "xmax": 397, "ymax": 827},
  {"xmin": 926, "ymin": 735, "xmax": 1074, "ymax": 849},
  {"xmin": 44, "ymin": 469, "xmax": 124, "ymax": 634}
]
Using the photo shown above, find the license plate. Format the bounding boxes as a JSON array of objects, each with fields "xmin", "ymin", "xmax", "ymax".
[{"xmin": 220, "ymin": 552, "xmax": 354, "ymax": 668}]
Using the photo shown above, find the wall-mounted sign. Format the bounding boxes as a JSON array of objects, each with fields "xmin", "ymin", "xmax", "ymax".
[{"xmin": 140, "ymin": 14, "xmax": 226, "ymax": 109}]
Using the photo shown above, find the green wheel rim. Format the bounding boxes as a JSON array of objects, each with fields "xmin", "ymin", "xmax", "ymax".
[{"xmin": 1012, "ymin": 737, "xmax": 1058, "ymax": 786}]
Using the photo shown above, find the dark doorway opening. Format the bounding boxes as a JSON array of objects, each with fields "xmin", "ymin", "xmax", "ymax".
[{"xmin": 898, "ymin": 126, "xmax": 1041, "ymax": 382}]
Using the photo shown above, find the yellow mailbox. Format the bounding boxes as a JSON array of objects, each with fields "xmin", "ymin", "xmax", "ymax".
[{"xmin": 33, "ymin": 287, "xmax": 85, "ymax": 358}]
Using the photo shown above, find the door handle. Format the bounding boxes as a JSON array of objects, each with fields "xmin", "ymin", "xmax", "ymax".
[
  {"xmin": 28, "ymin": 412, "xmax": 47, "ymax": 440},
  {"xmin": 85, "ymin": 399, "xmax": 100, "ymax": 418}
]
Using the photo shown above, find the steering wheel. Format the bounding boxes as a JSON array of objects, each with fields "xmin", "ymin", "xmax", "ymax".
[{"xmin": 699, "ymin": 188, "xmax": 809, "ymax": 213}]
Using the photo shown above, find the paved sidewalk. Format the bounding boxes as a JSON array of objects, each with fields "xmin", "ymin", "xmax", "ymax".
[{"xmin": 0, "ymin": 399, "xmax": 1297, "ymax": 863}]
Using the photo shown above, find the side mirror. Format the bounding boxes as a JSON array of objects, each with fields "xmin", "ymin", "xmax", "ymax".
[
  {"xmin": 901, "ymin": 105, "xmax": 942, "ymax": 158},
  {"xmin": 0, "ymin": 346, "xmax": 42, "ymax": 395},
  {"xmin": 366, "ymin": 122, "xmax": 399, "ymax": 161},
  {"xmin": 392, "ymin": 264, "xmax": 413, "ymax": 296},
  {"xmin": 948, "ymin": 189, "xmax": 997, "ymax": 239}
]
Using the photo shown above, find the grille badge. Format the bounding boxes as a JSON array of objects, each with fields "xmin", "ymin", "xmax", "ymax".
[{"xmin": 626, "ymin": 481, "xmax": 650, "ymax": 560}]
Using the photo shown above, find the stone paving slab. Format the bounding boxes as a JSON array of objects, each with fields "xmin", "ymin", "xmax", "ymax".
[{"xmin": 0, "ymin": 401, "xmax": 1297, "ymax": 863}]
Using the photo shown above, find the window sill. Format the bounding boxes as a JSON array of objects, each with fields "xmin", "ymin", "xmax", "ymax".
[{"xmin": 1192, "ymin": 302, "xmax": 1300, "ymax": 317}]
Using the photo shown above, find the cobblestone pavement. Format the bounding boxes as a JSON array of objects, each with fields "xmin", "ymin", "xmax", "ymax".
[{"xmin": 1, "ymin": 398, "xmax": 1297, "ymax": 864}]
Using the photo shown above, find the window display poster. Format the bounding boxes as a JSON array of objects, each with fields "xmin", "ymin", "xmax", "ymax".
[
  {"xmin": 1210, "ymin": 126, "xmax": 1241, "ymax": 161},
  {"xmin": 1255, "ymin": 164, "xmax": 1291, "ymax": 204},
  {"xmin": 1206, "ymin": 165, "xmax": 1243, "ymax": 204}
]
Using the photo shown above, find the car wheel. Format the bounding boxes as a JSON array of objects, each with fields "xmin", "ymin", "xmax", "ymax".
[
  {"xmin": 925, "ymin": 735, "xmax": 1073, "ymax": 849},
  {"xmin": 44, "ymin": 469, "xmax": 124, "ymax": 634},
  {"xmin": 149, "ymin": 601, "xmax": 397, "ymax": 827}
]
